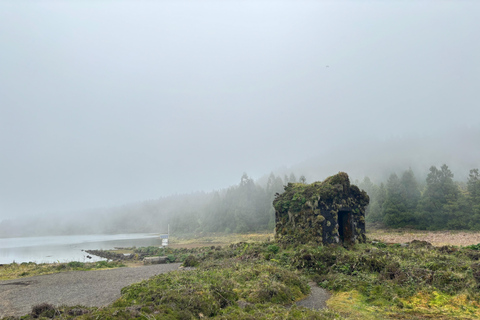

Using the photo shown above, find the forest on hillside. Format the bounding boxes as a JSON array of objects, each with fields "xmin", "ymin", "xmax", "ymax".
[
  {"xmin": 103, "ymin": 165, "xmax": 480, "ymax": 234},
  {"xmin": 358, "ymin": 165, "xmax": 480, "ymax": 230},
  {"xmin": 1, "ymin": 166, "xmax": 480, "ymax": 237},
  {"xmin": 170, "ymin": 173, "xmax": 302, "ymax": 234}
]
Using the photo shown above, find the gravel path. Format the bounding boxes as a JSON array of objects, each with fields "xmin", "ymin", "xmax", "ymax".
[
  {"xmin": 0, "ymin": 263, "xmax": 182, "ymax": 318},
  {"xmin": 296, "ymin": 282, "xmax": 331, "ymax": 310}
]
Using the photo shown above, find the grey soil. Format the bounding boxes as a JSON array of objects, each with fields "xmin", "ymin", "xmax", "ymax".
[
  {"xmin": 0, "ymin": 263, "xmax": 181, "ymax": 318},
  {"xmin": 296, "ymin": 282, "xmax": 331, "ymax": 310}
]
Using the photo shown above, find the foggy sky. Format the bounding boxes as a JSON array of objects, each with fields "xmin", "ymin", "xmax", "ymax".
[{"xmin": 1, "ymin": 1, "xmax": 479, "ymax": 220}]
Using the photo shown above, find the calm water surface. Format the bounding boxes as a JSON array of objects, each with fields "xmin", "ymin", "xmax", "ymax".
[{"xmin": 0, "ymin": 234, "xmax": 162, "ymax": 264}]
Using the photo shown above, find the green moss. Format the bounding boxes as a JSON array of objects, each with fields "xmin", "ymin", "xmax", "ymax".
[{"xmin": 110, "ymin": 260, "xmax": 310, "ymax": 319}]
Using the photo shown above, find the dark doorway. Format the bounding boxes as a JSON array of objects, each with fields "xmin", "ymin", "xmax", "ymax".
[{"xmin": 338, "ymin": 210, "xmax": 353, "ymax": 244}]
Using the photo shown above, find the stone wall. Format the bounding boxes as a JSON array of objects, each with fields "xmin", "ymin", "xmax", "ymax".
[{"xmin": 273, "ymin": 172, "xmax": 369, "ymax": 246}]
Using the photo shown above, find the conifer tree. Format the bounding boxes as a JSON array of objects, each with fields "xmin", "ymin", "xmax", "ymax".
[
  {"xmin": 468, "ymin": 169, "xmax": 480, "ymax": 202},
  {"xmin": 370, "ymin": 183, "xmax": 386, "ymax": 222},
  {"xmin": 467, "ymin": 169, "xmax": 480, "ymax": 229},
  {"xmin": 289, "ymin": 173, "xmax": 297, "ymax": 183},
  {"xmin": 400, "ymin": 168, "xmax": 421, "ymax": 212},
  {"xmin": 417, "ymin": 164, "xmax": 460, "ymax": 229},
  {"xmin": 383, "ymin": 173, "xmax": 412, "ymax": 227}
]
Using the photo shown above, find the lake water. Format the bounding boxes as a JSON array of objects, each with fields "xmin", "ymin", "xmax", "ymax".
[{"xmin": 0, "ymin": 233, "xmax": 163, "ymax": 264}]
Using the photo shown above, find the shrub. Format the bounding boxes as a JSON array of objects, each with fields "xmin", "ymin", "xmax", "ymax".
[
  {"xmin": 31, "ymin": 303, "xmax": 56, "ymax": 318},
  {"xmin": 67, "ymin": 261, "xmax": 84, "ymax": 268},
  {"xmin": 267, "ymin": 244, "xmax": 280, "ymax": 254},
  {"xmin": 183, "ymin": 255, "xmax": 199, "ymax": 267}
]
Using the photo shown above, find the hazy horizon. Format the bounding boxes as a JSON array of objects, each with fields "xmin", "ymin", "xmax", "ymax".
[{"xmin": 1, "ymin": 1, "xmax": 479, "ymax": 221}]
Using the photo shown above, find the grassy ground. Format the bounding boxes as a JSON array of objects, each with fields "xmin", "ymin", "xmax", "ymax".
[
  {"xmin": 0, "ymin": 260, "xmax": 125, "ymax": 281},
  {"xmin": 5, "ymin": 229, "xmax": 480, "ymax": 319}
]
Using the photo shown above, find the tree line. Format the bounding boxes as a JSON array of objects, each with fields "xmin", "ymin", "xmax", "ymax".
[
  {"xmin": 4, "ymin": 164, "xmax": 479, "ymax": 238},
  {"xmin": 358, "ymin": 165, "xmax": 480, "ymax": 230},
  {"xmin": 170, "ymin": 172, "xmax": 306, "ymax": 234},
  {"xmin": 0, "ymin": 172, "xmax": 304, "ymax": 237}
]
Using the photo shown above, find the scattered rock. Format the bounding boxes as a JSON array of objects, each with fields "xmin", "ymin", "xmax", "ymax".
[
  {"xmin": 143, "ymin": 256, "xmax": 167, "ymax": 265},
  {"xmin": 67, "ymin": 308, "xmax": 90, "ymax": 316}
]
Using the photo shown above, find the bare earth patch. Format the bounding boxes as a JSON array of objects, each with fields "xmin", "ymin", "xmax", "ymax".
[
  {"xmin": 169, "ymin": 230, "xmax": 480, "ymax": 248},
  {"xmin": 168, "ymin": 232, "xmax": 274, "ymax": 249},
  {"xmin": 367, "ymin": 229, "xmax": 480, "ymax": 247}
]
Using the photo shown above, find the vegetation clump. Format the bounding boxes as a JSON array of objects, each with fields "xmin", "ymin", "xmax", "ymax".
[
  {"xmin": 182, "ymin": 254, "xmax": 199, "ymax": 267},
  {"xmin": 114, "ymin": 260, "xmax": 309, "ymax": 317},
  {"xmin": 30, "ymin": 303, "xmax": 57, "ymax": 318},
  {"xmin": 0, "ymin": 260, "xmax": 125, "ymax": 281}
]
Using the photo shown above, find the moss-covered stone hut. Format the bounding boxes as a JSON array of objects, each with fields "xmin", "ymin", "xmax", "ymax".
[{"xmin": 273, "ymin": 172, "xmax": 369, "ymax": 246}]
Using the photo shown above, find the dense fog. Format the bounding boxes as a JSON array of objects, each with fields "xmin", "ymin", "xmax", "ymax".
[{"xmin": 1, "ymin": 2, "xmax": 479, "ymax": 236}]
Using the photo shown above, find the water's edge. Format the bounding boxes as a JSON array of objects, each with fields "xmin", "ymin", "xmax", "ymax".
[{"xmin": 0, "ymin": 233, "xmax": 162, "ymax": 264}]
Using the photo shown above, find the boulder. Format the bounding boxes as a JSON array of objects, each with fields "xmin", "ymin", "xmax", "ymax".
[{"xmin": 143, "ymin": 256, "xmax": 167, "ymax": 265}]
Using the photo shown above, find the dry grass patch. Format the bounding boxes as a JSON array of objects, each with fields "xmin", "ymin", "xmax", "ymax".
[
  {"xmin": 168, "ymin": 232, "xmax": 274, "ymax": 249},
  {"xmin": 367, "ymin": 229, "xmax": 480, "ymax": 247}
]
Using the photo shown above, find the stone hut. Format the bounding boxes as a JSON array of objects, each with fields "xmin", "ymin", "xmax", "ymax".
[{"xmin": 273, "ymin": 172, "xmax": 369, "ymax": 246}]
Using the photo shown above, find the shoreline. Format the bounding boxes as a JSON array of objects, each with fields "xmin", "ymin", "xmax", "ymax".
[{"xmin": 3, "ymin": 229, "xmax": 480, "ymax": 270}]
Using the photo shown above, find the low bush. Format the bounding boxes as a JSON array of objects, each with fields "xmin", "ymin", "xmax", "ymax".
[
  {"xmin": 31, "ymin": 303, "xmax": 57, "ymax": 318},
  {"xmin": 182, "ymin": 255, "xmax": 199, "ymax": 267}
]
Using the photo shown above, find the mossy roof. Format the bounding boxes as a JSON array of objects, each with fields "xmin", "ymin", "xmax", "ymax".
[{"xmin": 273, "ymin": 172, "xmax": 367, "ymax": 214}]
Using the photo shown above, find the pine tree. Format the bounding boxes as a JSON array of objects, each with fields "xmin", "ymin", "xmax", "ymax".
[
  {"xmin": 417, "ymin": 164, "xmax": 460, "ymax": 229},
  {"xmin": 400, "ymin": 168, "xmax": 421, "ymax": 212},
  {"xmin": 468, "ymin": 169, "xmax": 480, "ymax": 202},
  {"xmin": 289, "ymin": 173, "xmax": 297, "ymax": 183},
  {"xmin": 369, "ymin": 183, "xmax": 386, "ymax": 222},
  {"xmin": 383, "ymin": 173, "xmax": 413, "ymax": 227},
  {"xmin": 467, "ymin": 169, "xmax": 480, "ymax": 229}
]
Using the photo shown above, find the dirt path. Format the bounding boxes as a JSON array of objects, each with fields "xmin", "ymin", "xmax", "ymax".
[
  {"xmin": 296, "ymin": 282, "xmax": 331, "ymax": 310},
  {"xmin": 0, "ymin": 263, "xmax": 181, "ymax": 318}
]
